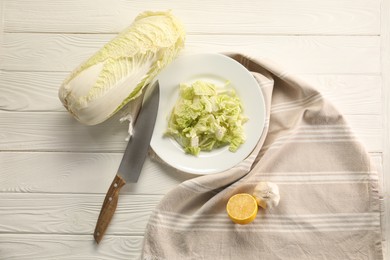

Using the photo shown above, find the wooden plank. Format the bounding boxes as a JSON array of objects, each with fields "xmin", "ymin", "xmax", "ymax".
[
  {"xmin": 0, "ymin": 152, "xmax": 381, "ymax": 194},
  {"xmin": 0, "ymin": 33, "xmax": 381, "ymax": 74},
  {"xmin": 0, "ymin": 71, "xmax": 382, "ymax": 115},
  {"xmin": 380, "ymin": 0, "xmax": 390, "ymax": 257},
  {"xmin": 0, "ymin": 193, "xmax": 162, "ymax": 235},
  {"xmin": 0, "ymin": 112, "xmax": 383, "ymax": 152},
  {"xmin": 0, "ymin": 33, "xmax": 108, "ymax": 72},
  {"xmin": 0, "ymin": 153, "xmax": 191, "ymax": 194},
  {"xmin": 0, "ymin": 234, "xmax": 143, "ymax": 260},
  {"xmin": 0, "ymin": 155, "xmax": 382, "ymax": 236},
  {"xmin": 0, "ymin": 111, "xmax": 129, "ymax": 152},
  {"xmin": 3, "ymin": 0, "xmax": 380, "ymax": 35},
  {"xmin": 0, "ymin": 71, "xmax": 66, "ymax": 112},
  {"xmin": 301, "ymin": 75, "xmax": 382, "ymax": 115}
]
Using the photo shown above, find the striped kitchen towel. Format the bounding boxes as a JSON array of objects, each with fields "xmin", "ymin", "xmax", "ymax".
[{"xmin": 142, "ymin": 54, "xmax": 383, "ymax": 259}]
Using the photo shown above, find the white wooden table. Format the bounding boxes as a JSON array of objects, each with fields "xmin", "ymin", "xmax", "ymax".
[{"xmin": 1, "ymin": 1, "xmax": 389, "ymax": 259}]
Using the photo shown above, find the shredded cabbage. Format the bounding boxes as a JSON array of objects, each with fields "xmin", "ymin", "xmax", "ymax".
[{"xmin": 165, "ymin": 80, "xmax": 247, "ymax": 156}]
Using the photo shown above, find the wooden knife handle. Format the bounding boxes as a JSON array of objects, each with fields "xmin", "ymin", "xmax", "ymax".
[{"xmin": 94, "ymin": 174, "xmax": 126, "ymax": 244}]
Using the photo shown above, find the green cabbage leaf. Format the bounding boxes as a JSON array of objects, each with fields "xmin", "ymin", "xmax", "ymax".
[{"xmin": 166, "ymin": 80, "xmax": 247, "ymax": 156}]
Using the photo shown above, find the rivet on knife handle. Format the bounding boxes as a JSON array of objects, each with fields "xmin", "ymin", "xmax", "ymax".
[{"xmin": 94, "ymin": 175, "xmax": 126, "ymax": 243}]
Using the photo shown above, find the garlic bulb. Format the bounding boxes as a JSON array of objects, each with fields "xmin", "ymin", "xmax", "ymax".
[{"xmin": 252, "ymin": 182, "xmax": 280, "ymax": 209}]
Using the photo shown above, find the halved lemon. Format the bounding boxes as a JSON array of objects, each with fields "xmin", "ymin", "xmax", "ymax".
[{"xmin": 226, "ymin": 193, "xmax": 258, "ymax": 225}]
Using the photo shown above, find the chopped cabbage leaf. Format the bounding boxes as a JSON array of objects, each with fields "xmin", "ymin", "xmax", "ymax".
[{"xmin": 165, "ymin": 80, "xmax": 247, "ymax": 156}]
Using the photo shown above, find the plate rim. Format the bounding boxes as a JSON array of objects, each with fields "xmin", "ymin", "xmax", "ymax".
[{"xmin": 150, "ymin": 52, "xmax": 266, "ymax": 175}]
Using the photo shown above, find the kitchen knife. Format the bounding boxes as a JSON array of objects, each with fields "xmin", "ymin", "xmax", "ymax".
[{"xmin": 93, "ymin": 81, "xmax": 160, "ymax": 244}]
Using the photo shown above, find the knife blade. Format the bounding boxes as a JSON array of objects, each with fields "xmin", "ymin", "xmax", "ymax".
[{"xmin": 93, "ymin": 81, "xmax": 160, "ymax": 244}]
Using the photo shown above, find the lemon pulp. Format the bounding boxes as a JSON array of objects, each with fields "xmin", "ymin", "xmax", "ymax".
[{"xmin": 226, "ymin": 193, "xmax": 258, "ymax": 225}]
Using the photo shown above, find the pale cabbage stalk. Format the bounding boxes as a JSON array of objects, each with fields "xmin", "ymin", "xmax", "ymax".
[{"xmin": 58, "ymin": 11, "xmax": 185, "ymax": 125}]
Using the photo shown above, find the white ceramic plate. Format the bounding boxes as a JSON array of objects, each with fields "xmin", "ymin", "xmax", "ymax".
[{"xmin": 150, "ymin": 53, "xmax": 266, "ymax": 174}]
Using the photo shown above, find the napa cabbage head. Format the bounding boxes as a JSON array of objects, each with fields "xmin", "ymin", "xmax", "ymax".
[{"xmin": 59, "ymin": 11, "xmax": 185, "ymax": 125}]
